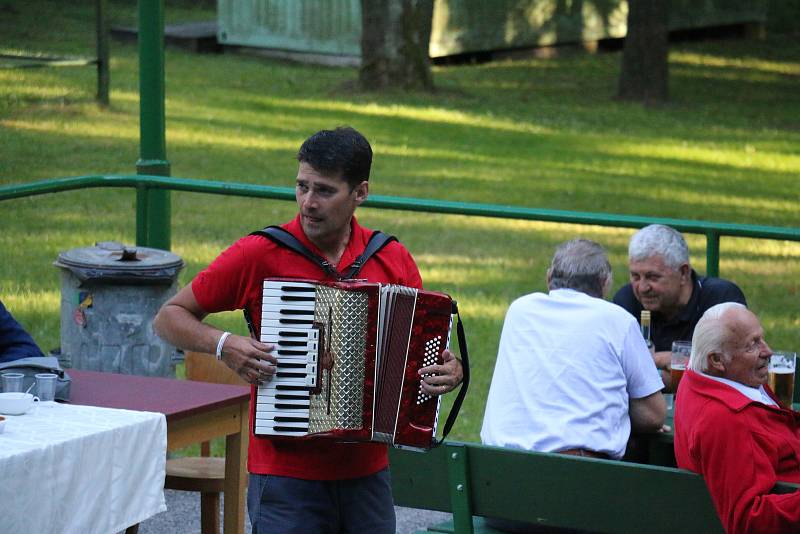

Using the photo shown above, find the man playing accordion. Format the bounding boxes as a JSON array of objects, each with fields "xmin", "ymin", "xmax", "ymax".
[{"xmin": 155, "ymin": 126, "xmax": 464, "ymax": 533}]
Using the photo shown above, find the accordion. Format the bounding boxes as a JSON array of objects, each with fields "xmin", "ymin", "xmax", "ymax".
[{"xmin": 254, "ymin": 278, "xmax": 468, "ymax": 450}]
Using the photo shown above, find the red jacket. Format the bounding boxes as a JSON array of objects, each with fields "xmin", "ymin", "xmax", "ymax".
[{"xmin": 674, "ymin": 369, "xmax": 800, "ymax": 534}]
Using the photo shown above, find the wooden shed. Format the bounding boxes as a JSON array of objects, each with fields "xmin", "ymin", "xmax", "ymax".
[{"xmin": 216, "ymin": 0, "xmax": 768, "ymax": 60}]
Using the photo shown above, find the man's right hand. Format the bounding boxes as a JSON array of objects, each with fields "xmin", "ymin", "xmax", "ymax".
[{"xmin": 219, "ymin": 334, "xmax": 278, "ymax": 384}]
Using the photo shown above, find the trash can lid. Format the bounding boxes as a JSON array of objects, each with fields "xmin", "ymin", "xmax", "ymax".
[{"xmin": 56, "ymin": 241, "xmax": 184, "ymax": 270}]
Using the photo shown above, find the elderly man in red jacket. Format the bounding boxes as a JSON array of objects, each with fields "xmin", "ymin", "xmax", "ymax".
[{"xmin": 674, "ymin": 302, "xmax": 800, "ymax": 534}]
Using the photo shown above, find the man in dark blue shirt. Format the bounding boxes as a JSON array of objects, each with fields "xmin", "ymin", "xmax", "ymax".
[
  {"xmin": 613, "ymin": 225, "xmax": 746, "ymax": 389},
  {"xmin": 0, "ymin": 299, "xmax": 45, "ymax": 363}
]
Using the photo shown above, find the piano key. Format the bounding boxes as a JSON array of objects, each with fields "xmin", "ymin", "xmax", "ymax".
[
  {"xmin": 254, "ymin": 418, "xmax": 309, "ymax": 429},
  {"xmin": 259, "ymin": 374, "xmax": 317, "ymax": 387},
  {"xmin": 262, "ymin": 304, "xmax": 316, "ymax": 315},
  {"xmin": 273, "ymin": 358, "xmax": 318, "ymax": 369},
  {"xmin": 262, "ymin": 295, "xmax": 316, "ymax": 305},
  {"xmin": 256, "ymin": 397, "xmax": 311, "ymax": 417},
  {"xmin": 270, "ymin": 373, "xmax": 317, "ymax": 386},
  {"xmin": 254, "ymin": 423, "xmax": 309, "ymax": 436},
  {"xmin": 255, "ymin": 386, "xmax": 310, "ymax": 396},
  {"xmin": 262, "ymin": 280, "xmax": 316, "ymax": 292},
  {"xmin": 273, "ymin": 343, "xmax": 316, "ymax": 352},
  {"xmin": 261, "ymin": 318, "xmax": 315, "ymax": 329},
  {"xmin": 275, "ymin": 352, "xmax": 315, "ymax": 363},
  {"xmin": 256, "ymin": 410, "xmax": 308, "ymax": 427},
  {"xmin": 256, "ymin": 387, "xmax": 310, "ymax": 398},
  {"xmin": 266, "ymin": 331, "xmax": 319, "ymax": 341},
  {"xmin": 276, "ymin": 361, "xmax": 317, "ymax": 372},
  {"xmin": 256, "ymin": 386, "xmax": 310, "ymax": 397},
  {"xmin": 270, "ymin": 326, "xmax": 319, "ymax": 339}
]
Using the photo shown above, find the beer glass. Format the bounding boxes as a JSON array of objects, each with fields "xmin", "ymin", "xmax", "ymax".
[
  {"xmin": 768, "ymin": 351, "xmax": 796, "ymax": 408},
  {"xmin": 670, "ymin": 341, "xmax": 691, "ymax": 392}
]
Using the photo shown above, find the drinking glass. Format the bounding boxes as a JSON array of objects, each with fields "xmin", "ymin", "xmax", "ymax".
[
  {"xmin": 670, "ymin": 341, "xmax": 691, "ymax": 392},
  {"xmin": 663, "ymin": 393, "xmax": 674, "ymax": 413},
  {"xmin": 1, "ymin": 372, "xmax": 25, "ymax": 393},
  {"xmin": 768, "ymin": 352, "xmax": 796, "ymax": 408},
  {"xmin": 35, "ymin": 373, "xmax": 58, "ymax": 404}
]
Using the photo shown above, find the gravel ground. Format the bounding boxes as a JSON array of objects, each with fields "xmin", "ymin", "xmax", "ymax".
[{"xmin": 136, "ymin": 489, "xmax": 451, "ymax": 534}]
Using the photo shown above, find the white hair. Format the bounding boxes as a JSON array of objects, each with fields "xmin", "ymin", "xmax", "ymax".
[
  {"xmin": 689, "ymin": 302, "xmax": 748, "ymax": 372},
  {"xmin": 629, "ymin": 224, "xmax": 689, "ymax": 270}
]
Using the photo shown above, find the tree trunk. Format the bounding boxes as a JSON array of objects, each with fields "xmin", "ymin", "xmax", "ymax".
[
  {"xmin": 617, "ymin": 0, "xmax": 669, "ymax": 104},
  {"xmin": 359, "ymin": 0, "xmax": 434, "ymax": 91}
]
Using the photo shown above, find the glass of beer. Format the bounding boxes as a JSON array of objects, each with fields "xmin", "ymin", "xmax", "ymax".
[
  {"xmin": 768, "ymin": 351, "xmax": 796, "ymax": 408},
  {"xmin": 670, "ymin": 341, "xmax": 691, "ymax": 392}
]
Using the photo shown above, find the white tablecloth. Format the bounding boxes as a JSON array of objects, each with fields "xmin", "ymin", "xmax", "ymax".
[{"xmin": 0, "ymin": 402, "xmax": 167, "ymax": 534}]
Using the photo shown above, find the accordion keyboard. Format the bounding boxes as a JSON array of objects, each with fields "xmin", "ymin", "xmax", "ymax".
[{"xmin": 255, "ymin": 280, "xmax": 320, "ymax": 436}]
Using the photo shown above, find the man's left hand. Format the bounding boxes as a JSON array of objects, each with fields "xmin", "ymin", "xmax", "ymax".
[{"xmin": 418, "ymin": 349, "xmax": 463, "ymax": 396}]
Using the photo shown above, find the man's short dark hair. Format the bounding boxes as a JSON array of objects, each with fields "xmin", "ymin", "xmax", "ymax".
[{"xmin": 297, "ymin": 126, "xmax": 372, "ymax": 190}]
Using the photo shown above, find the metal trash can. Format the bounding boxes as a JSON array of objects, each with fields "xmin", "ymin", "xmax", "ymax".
[{"xmin": 54, "ymin": 241, "xmax": 184, "ymax": 377}]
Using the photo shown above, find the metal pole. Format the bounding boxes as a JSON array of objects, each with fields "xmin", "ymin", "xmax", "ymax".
[
  {"xmin": 706, "ymin": 231, "xmax": 720, "ymax": 278},
  {"xmin": 136, "ymin": 0, "xmax": 171, "ymax": 250},
  {"xmin": 136, "ymin": 184, "xmax": 149, "ymax": 245},
  {"xmin": 95, "ymin": 0, "xmax": 109, "ymax": 106}
]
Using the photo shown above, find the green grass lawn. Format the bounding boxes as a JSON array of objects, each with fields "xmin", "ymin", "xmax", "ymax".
[{"xmin": 1, "ymin": 1, "xmax": 799, "ymax": 445}]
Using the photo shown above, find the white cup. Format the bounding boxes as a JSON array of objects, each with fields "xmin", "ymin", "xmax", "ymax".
[{"xmin": 0, "ymin": 392, "xmax": 40, "ymax": 415}]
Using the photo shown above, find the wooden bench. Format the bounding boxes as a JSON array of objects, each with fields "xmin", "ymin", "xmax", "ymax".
[{"xmin": 389, "ymin": 441, "xmax": 799, "ymax": 534}]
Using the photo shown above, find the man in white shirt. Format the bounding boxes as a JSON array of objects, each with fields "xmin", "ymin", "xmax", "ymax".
[{"xmin": 481, "ymin": 239, "xmax": 666, "ymax": 460}]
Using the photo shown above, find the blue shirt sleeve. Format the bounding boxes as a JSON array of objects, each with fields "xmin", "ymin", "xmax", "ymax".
[{"xmin": 0, "ymin": 300, "xmax": 45, "ymax": 363}]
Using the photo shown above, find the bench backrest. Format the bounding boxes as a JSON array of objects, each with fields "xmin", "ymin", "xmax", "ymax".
[{"xmin": 390, "ymin": 442, "xmax": 733, "ymax": 533}]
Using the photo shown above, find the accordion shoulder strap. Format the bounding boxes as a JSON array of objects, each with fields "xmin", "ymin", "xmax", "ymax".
[
  {"xmin": 435, "ymin": 302, "xmax": 470, "ymax": 446},
  {"xmin": 250, "ymin": 226, "xmax": 396, "ymax": 281},
  {"xmin": 342, "ymin": 231, "xmax": 396, "ymax": 279},
  {"xmin": 251, "ymin": 226, "xmax": 340, "ymax": 279}
]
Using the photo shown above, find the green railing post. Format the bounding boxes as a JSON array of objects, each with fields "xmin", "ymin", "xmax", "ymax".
[
  {"xmin": 136, "ymin": 183, "xmax": 150, "ymax": 245},
  {"xmin": 706, "ymin": 231, "xmax": 720, "ymax": 278},
  {"xmin": 446, "ymin": 443, "xmax": 474, "ymax": 534},
  {"xmin": 136, "ymin": 0, "xmax": 171, "ymax": 250},
  {"xmin": 95, "ymin": 0, "xmax": 109, "ymax": 106}
]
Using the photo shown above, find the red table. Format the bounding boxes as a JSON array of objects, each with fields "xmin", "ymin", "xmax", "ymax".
[{"xmin": 69, "ymin": 369, "xmax": 251, "ymax": 534}]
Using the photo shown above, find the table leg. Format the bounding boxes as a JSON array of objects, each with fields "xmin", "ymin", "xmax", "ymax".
[{"xmin": 223, "ymin": 400, "xmax": 249, "ymax": 534}]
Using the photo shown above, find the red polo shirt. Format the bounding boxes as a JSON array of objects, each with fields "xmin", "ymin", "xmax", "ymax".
[{"xmin": 193, "ymin": 214, "xmax": 422, "ymax": 480}]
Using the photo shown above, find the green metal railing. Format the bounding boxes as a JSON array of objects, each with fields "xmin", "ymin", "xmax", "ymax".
[{"xmin": 2, "ymin": 174, "xmax": 798, "ymax": 278}]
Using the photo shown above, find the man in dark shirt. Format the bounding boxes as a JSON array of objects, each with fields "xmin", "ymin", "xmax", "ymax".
[
  {"xmin": 0, "ymin": 299, "xmax": 45, "ymax": 363},
  {"xmin": 613, "ymin": 224, "xmax": 746, "ymax": 389}
]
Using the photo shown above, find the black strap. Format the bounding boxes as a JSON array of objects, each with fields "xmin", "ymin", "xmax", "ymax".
[
  {"xmin": 250, "ymin": 226, "xmax": 396, "ymax": 281},
  {"xmin": 341, "ymin": 231, "xmax": 396, "ymax": 280},
  {"xmin": 252, "ymin": 226, "xmax": 340, "ymax": 279},
  {"xmin": 434, "ymin": 302, "xmax": 470, "ymax": 447}
]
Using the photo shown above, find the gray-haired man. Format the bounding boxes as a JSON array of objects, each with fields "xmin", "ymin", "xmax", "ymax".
[
  {"xmin": 613, "ymin": 224, "xmax": 746, "ymax": 388},
  {"xmin": 482, "ymin": 239, "xmax": 665, "ymax": 458}
]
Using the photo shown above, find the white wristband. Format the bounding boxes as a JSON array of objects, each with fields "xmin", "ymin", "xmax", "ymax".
[{"xmin": 216, "ymin": 331, "xmax": 232, "ymax": 361}]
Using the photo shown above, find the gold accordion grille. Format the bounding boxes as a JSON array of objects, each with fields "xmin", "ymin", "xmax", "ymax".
[{"xmin": 308, "ymin": 285, "xmax": 368, "ymax": 433}]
